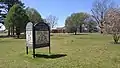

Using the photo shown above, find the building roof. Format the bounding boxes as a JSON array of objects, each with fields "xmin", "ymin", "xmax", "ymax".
[{"xmin": 52, "ymin": 26, "xmax": 65, "ymax": 30}]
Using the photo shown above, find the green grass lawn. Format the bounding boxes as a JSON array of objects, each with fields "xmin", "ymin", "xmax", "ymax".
[{"xmin": 0, "ymin": 33, "xmax": 120, "ymax": 68}]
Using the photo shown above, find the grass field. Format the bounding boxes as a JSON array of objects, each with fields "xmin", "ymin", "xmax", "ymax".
[{"xmin": 0, "ymin": 33, "xmax": 120, "ymax": 68}]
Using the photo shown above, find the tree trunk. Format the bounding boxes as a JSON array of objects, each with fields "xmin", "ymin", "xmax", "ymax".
[
  {"xmin": 100, "ymin": 21, "xmax": 104, "ymax": 34},
  {"xmin": 100, "ymin": 27, "xmax": 103, "ymax": 34},
  {"xmin": 12, "ymin": 25, "xmax": 14, "ymax": 36},
  {"xmin": 75, "ymin": 31, "xmax": 77, "ymax": 35},
  {"xmin": 89, "ymin": 29, "xmax": 92, "ymax": 33},
  {"xmin": 8, "ymin": 27, "xmax": 10, "ymax": 36},
  {"xmin": 80, "ymin": 25, "xmax": 82, "ymax": 33},
  {"xmin": 11, "ymin": 27, "xmax": 13, "ymax": 36},
  {"xmin": 17, "ymin": 35, "xmax": 20, "ymax": 38},
  {"xmin": 100, "ymin": 31, "xmax": 103, "ymax": 34},
  {"xmin": 24, "ymin": 30, "xmax": 26, "ymax": 39},
  {"xmin": 16, "ymin": 27, "xmax": 20, "ymax": 38}
]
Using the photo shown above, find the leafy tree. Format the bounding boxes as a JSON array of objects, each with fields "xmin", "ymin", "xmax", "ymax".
[
  {"xmin": 105, "ymin": 8, "xmax": 120, "ymax": 44},
  {"xmin": 0, "ymin": 0, "xmax": 24, "ymax": 36},
  {"xmin": 85, "ymin": 17, "xmax": 97, "ymax": 32},
  {"xmin": 65, "ymin": 16, "xmax": 77, "ymax": 34},
  {"xmin": 0, "ymin": 0, "xmax": 24, "ymax": 21},
  {"xmin": 91, "ymin": 0, "xmax": 115, "ymax": 34},
  {"xmin": 5, "ymin": 4, "xmax": 28, "ymax": 38},
  {"xmin": 26, "ymin": 7, "xmax": 43, "ymax": 23},
  {"xmin": 65, "ymin": 12, "xmax": 89, "ymax": 35}
]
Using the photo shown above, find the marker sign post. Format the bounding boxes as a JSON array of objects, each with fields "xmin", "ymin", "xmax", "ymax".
[
  {"xmin": 26, "ymin": 22, "xmax": 33, "ymax": 54},
  {"xmin": 26, "ymin": 22, "xmax": 50, "ymax": 58}
]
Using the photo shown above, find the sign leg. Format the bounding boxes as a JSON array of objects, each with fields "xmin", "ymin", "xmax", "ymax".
[
  {"xmin": 49, "ymin": 46, "xmax": 51, "ymax": 54},
  {"xmin": 26, "ymin": 46, "xmax": 28, "ymax": 54},
  {"xmin": 33, "ymin": 48, "xmax": 35, "ymax": 58}
]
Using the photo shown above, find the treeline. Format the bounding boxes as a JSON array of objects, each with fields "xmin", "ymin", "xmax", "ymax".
[
  {"xmin": 64, "ymin": 0, "xmax": 115, "ymax": 34},
  {"xmin": 0, "ymin": 0, "xmax": 58, "ymax": 38},
  {"xmin": 64, "ymin": 0, "xmax": 120, "ymax": 43},
  {"xmin": 0, "ymin": 0, "xmax": 43, "ymax": 38},
  {"xmin": 65, "ymin": 12, "xmax": 97, "ymax": 35}
]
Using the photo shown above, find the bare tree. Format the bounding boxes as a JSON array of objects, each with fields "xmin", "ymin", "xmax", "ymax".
[
  {"xmin": 91, "ymin": 0, "xmax": 115, "ymax": 33},
  {"xmin": 46, "ymin": 15, "xmax": 58, "ymax": 29},
  {"xmin": 105, "ymin": 8, "xmax": 120, "ymax": 44}
]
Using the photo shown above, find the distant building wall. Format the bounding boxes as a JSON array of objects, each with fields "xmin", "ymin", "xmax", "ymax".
[{"xmin": 51, "ymin": 27, "xmax": 66, "ymax": 33}]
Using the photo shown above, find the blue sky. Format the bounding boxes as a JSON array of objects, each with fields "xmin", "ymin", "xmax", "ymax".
[{"xmin": 21, "ymin": 0, "xmax": 120, "ymax": 27}]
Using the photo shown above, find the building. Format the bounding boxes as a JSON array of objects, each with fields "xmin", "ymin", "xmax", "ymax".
[{"xmin": 51, "ymin": 27, "xmax": 66, "ymax": 33}]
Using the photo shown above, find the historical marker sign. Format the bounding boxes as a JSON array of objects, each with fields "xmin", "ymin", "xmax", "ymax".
[
  {"xmin": 34, "ymin": 22, "xmax": 50, "ymax": 48},
  {"xmin": 26, "ymin": 22, "xmax": 33, "ymax": 48},
  {"xmin": 25, "ymin": 22, "xmax": 50, "ymax": 58}
]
